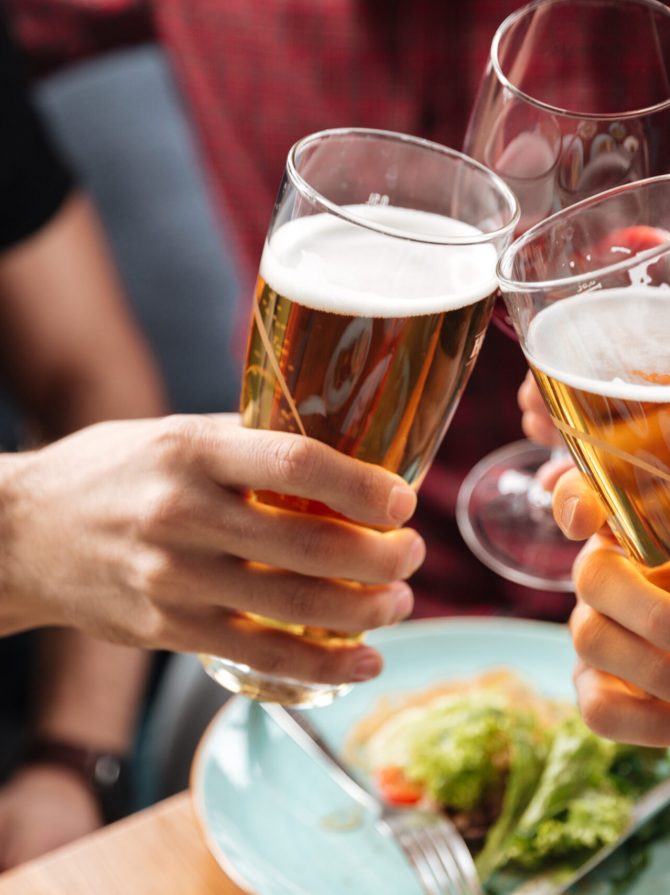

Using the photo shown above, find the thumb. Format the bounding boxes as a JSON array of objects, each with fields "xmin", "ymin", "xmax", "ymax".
[{"xmin": 552, "ymin": 467, "xmax": 608, "ymax": 540}]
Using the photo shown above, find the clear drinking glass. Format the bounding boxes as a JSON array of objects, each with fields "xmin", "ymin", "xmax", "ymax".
[
  {"xmin": 201, "ymin": 127, "xmax": 519, "ymax": 707},
  {"xmin": 456, "ymin": 0, "xmax": 670, "ymax": 590},
  {"xmin": 499, "ymin": 175, "xmax": 670, "ymax": 574}
]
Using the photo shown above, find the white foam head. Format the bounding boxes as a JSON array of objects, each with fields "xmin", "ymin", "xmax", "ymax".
[
  {"xmin": 527, "ymin": 287, "xmax": 670, "ymax": 402},
  {"xmin": 259, "ymin": 205, "xmax": 498, "ymax": 318}
]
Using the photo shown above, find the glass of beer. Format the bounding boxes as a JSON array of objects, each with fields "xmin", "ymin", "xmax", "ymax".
[
  {"xmin": 498, "ymin": 174, "xmax": 670, "ymax": 571},
  {"xmin": 457, "ymin": 0, "xmax": 670, "ymax": 592},
  {"xmin": 201, "ymin": 127, "xmax": 519, "ymax": 707}
]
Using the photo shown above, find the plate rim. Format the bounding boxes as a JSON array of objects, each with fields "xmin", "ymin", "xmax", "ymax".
[
  {"xmin": 190, "ymin": 699, "xmax": 258, "ymax": 893},
  {"xmin": 190, "ymin": 615, "xmax": 572, "ymax": 891}
]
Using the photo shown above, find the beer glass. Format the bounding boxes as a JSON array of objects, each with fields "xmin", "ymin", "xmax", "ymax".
[
  {"xmin": 457, "ymin": 0, "xmax": 670, "ymax": 590},
  {"xmin": 201, "ymin": 128, "xmax": 519, "ymax": 707},
  {"xmin": 498, "ymin": 175, "xmax": 670, "ymax": 571}
]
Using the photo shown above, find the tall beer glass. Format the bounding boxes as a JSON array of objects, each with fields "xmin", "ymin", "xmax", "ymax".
[
  {"xmin": 202, "ymin": 128, "xmax": 519, "ymax": 707},
  {"xmin": 499, "ymin": 175, "xmax": 670, "ymax": 571}
]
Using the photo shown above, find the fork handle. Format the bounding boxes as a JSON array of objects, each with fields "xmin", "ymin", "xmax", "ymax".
[{"xmin": 260, "ymin": 702, "xmax": 380, "ymax": 814}]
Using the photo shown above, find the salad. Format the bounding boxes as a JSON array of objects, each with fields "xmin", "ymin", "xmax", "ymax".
[{"xmin": 346, "ymin": 669, "xmax": 669, "ymax": 883}]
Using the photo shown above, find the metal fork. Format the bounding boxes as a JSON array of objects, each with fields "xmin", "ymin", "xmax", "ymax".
[{"xmin": 261, "ymin": 701, "xmax": 484, "ymax": 895}]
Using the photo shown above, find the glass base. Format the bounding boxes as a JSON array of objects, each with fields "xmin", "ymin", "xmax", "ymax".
[
  {"xmin": 456, "ymin": 440, "xmax": 580, "ymax": 592},
  {"xmin": 200, "ymin": 654, "xmax": 351, "ymax": 707}
]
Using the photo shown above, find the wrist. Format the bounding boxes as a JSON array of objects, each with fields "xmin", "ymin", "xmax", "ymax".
[
  {"xmin": 0, "ymin": 451, "xmax": 51, "ymax": 634},
  {"xmin": 23, "ymin": 736, "xmax": 133, "ymax": 824}
]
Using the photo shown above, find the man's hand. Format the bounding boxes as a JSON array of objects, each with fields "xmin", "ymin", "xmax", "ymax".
[
  {"xmin": 1, "ymin": 414, "xmax": 424, "ymax": 686},
  {"xmin": 0, "ymin": 765, "xmax": 102, "ymax": 870},
  {"xmin": 554, "ymin": 468, "xmax": 670, "ymax": 746}
]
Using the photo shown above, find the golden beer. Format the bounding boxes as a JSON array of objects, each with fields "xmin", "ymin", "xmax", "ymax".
[
  {"xmin": 527, "ymin": 287, "xmax": 670, "ymax": 567},
  {"xmin": 237, "ymin": 207, "xmax": 497, "ymax": 646}
]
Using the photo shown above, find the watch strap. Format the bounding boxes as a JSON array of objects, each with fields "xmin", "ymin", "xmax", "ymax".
[{"xmin": 23, "ymin": 737, "xmax": 132, "ymax": 824}]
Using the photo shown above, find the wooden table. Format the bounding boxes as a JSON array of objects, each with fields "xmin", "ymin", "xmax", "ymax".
[{"xmin": 0, "ymin": 792, "xmax": 249, "ymax": 895}]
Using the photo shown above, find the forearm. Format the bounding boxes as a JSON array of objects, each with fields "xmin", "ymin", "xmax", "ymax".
[
  {"xmin": 0, "ymin": 191, "xmax": 168, "ymax": 752},
  {"xmin": 33, "ymin": 631, "xmax": 151, "ymax": 753},
  {"xmin": 0, "ymin": 191, "xmax": 168, "ymax": 436}
]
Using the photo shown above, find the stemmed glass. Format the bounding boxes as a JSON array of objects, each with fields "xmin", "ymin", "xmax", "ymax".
[
  {"xmin": 456, "ymin": 0, "xmax": 670, "ymax": 591},
  {"xmin": 201, "ymin": 128, "xmax": 519, "ymax": 707},
  {"xmin": 498, "ymin": 175, "xmax": 670, "ymax": 575}
]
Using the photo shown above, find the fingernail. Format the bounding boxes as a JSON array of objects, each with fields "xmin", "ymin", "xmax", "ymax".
[
  {"xmin": 559, "ymin": 496, "xmax": 579, "ymax": 534},
  {"xmin": 350, "ymin": 651, "xmax": 383, "ymax": 682},
  {"xmin": 388, "ymin": 485, "xmax": 417, "ymax": 522},
  {"xmin": 392, "ymin": 583, "xmax": 414, "ymax": 621},
  {"xmin": 403, "ymin": 537, "xmax": 426, "ymax": 578}
]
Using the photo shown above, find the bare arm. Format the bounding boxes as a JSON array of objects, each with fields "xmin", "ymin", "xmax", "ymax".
[
  {"xmin": 0, "ymin": 188, "xmax": 167, "ymax": 742},
  {"xmin": 0, "ymin": 191, "xmax": 166, "ymax": 432},
  {"xmin": 0, "ymin": 192, "xmax": 166, "ymax": 867},
  {"xmin": 0, "ymin": 191, "xmax": 424, "ymax": 865}
]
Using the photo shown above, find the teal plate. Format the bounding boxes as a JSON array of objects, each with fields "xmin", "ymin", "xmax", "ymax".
[{"xmin": 190, "ymin": 617, "xmax": 670, "ymax": 894}]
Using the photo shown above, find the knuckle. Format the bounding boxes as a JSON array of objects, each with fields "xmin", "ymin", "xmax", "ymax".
[
  {"xmin": 642, "ymin": 598, "xmax": 670, "ymax": 650},
  {"xmin": 270, "ymin": 437, "xmax": 321, "ymax": 489},
  {"xmin": 285, "ymin": 579, "xmax": 318, "ymax": 623},
  {"xmin": 311, "ymin": 647, "xmax": 345, "ymax": 684},
  {"xmin": 132, "ymin": 600, "xmax": 174, "ymax": 648},
  {"xmin": 154, "ymin": 414, "xmax": 210, "ymax": 465},
  {"xmin": 643, "ymin": 652, "xmax": 670, "ymax": 698},
  {"xmin": 131, "ymin": 549, "xmax": 181, "ymax": 600},
  {"xmin": 578, "ymin": 687, "xmax": 616, "ymax": 738},
  {"xmin": 571, "ymin": 607, "xmax": 605, "ymax": 662},
  {"xmin": 362, "ymin": 593, "xmax": 394, "ymax": 630},
  {"xmin": 574, "ymin": 549, "xmax": 610, "ymax": 603},
  {"xmin": 298, "ymin": 522, "xmax": 336, "ymax": 567},
  {"xmin": 378, "ymin": 540, "xmax": 409, "ymax": 583},
  {"xmin": 348, "ymin": 466, "xmax": 377, "ymax": 509},
  {"xmin": 139, "ymin": 486, "xmax": 190, "ymax": 540}
]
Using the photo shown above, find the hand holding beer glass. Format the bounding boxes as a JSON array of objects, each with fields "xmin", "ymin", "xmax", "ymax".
[
  {"xmin": 499, "ymin": 175, "xmax": 670, "ymax": 581},
  {"xmin": 201, "ymin": 128, "xmax": 518, "ymax": 707}
]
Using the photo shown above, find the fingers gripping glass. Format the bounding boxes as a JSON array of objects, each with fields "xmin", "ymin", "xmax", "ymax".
[
  {"xmin": 457, "ymin": 0, "xmax": 670, "ymax": 591},
  {"xmin": 201, "ymin": 128, "xmax": 519, "ymax": 707}
]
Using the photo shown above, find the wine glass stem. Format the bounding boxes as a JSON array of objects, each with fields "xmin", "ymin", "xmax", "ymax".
[{"xmin": 527, "ymin": 445, "xmax": 569, "ymax": 517}]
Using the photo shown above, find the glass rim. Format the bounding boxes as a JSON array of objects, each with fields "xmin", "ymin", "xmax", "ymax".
[
  {"xmin": 285, "ymin": 127, "xmax": 520, "ymax": 246},
  {"xmin": 491, "ymin": 0, "xmax": 670, "ymax": 121},
  {"xmin": 497, "ymin": 173, "xmax": 670, "ymax": 292}
]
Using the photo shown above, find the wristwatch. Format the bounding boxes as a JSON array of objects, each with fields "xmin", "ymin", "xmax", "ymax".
[{"xmin": 23, "ymin": 737, "xmax": 132, "ymax": 824}]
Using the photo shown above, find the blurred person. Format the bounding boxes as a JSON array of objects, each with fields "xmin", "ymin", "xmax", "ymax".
[
  {"xmin": 4, "ymin": 0, "xmax": 582, "ymax": 617},
  {"xmin": 0, "ymin": 7, "xmax": 167, "ymax": 868},
  {"xmin": 3, "ymin": 0, "xmax": 582, "ymax": 799},
  {"xmin": 10, "ymin": 0, "xmax": 670, "ymax": 623},
  {"xmin": 0, "ymin": 9, "xmax": 423, "ymax": 867}
]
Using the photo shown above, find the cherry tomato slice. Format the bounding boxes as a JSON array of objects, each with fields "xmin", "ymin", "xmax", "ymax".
[{"xmin": 375, "ymin": 765, "xmax": 424, "ymax": 805}]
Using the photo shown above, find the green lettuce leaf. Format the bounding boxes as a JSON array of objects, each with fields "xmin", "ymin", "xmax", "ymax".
[
  {"xmin": 404, "ymin": 694, "xmax": 515, "ymax": 812},
  {"xmin": 475, "ymin": 712, "xmax": 547, "ymax": 881},
  {"xmin": 502, "ymin": 788, "xmax": 632, "ymax": 870}
]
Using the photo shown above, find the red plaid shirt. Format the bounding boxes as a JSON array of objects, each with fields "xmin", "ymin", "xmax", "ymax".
[{"xmin": 10, "ymin": 0, "xmax": 597, "ymax": 622}]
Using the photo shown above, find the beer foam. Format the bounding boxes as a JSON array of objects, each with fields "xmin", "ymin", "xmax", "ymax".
[
  {"xmin": 260, "ymin": 205, "xmax": 498, "ymax": 317},
  {"xmin": 527, "ymin": 287, "xmax": 670, "ymax": 402}
]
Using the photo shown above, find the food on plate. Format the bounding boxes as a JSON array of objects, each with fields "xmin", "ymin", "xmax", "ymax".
[{"xmin": 347, "ymin": 669, "xmax": 669, "ymax": 881}]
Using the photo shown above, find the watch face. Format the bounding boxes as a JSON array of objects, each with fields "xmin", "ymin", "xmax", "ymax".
[
  {"xmin": 93, "ymin": 754, "xmax": 122, "ymax": 788},
  {"xmin": 94, "ymin": 756, "xmax": 132, "ymax": 824}
]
